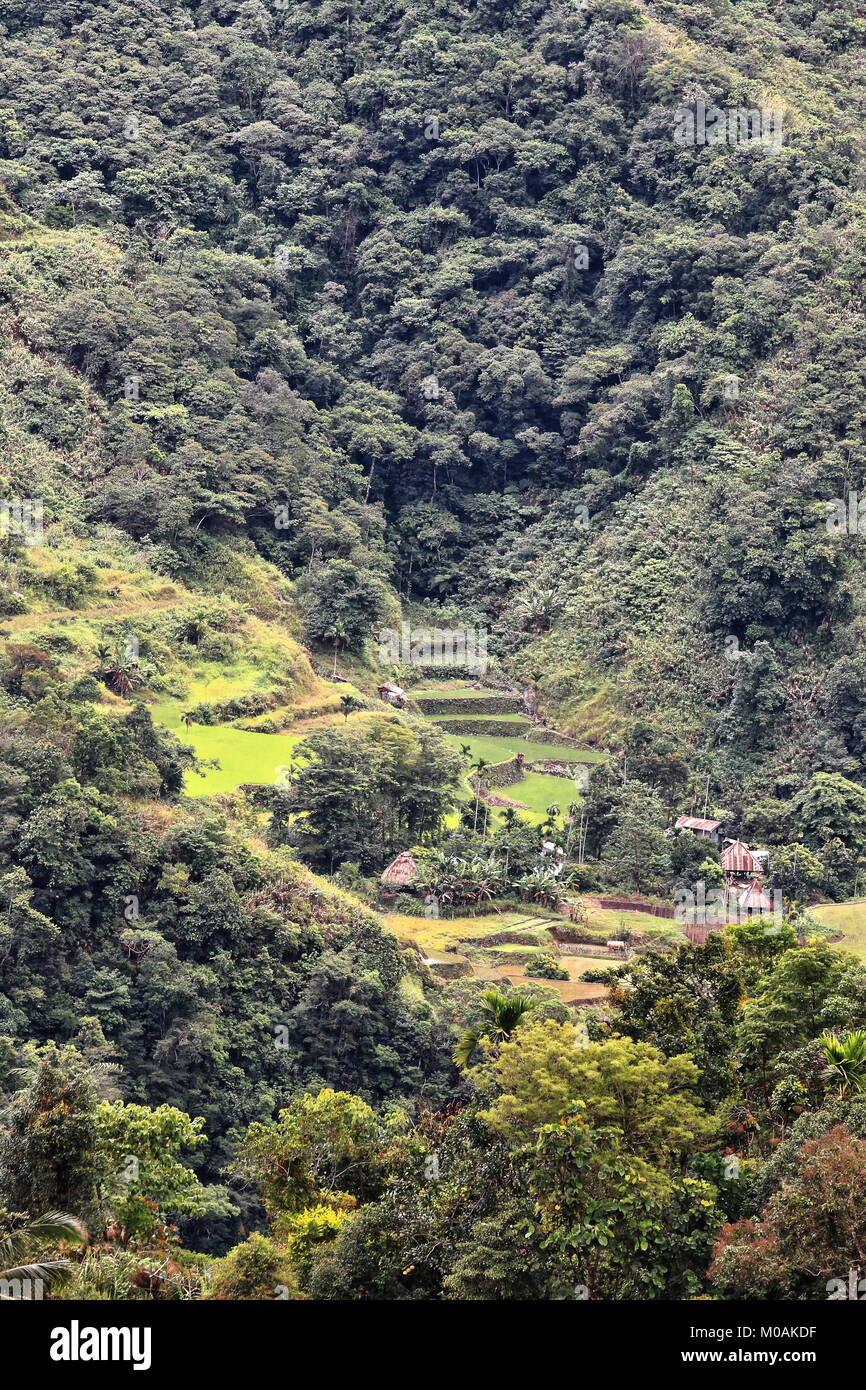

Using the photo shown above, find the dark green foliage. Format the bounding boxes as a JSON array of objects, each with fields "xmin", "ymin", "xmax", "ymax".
[{"xmin": 274, "ymin": 717, "xmax": 463, "ymax": 871}]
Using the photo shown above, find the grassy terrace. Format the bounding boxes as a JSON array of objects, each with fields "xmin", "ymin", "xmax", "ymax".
[
  {"xmin": 812, "ymin": 900, "xmax": 866, "ymax": 960},
  {"xmin": 484, "ymin": 957, "xmax": 610, "ymax": 1005},
  {"xmin": 383, "ymin": 910, "xmax": 540, "ymax": 954},
  {"xmin": 145, "ymin": 668, "xmax": 605, "ymax": 813},
  {"xmin": 570, "ymin": 904, "xmax": 682, "ymax": 940},
  {"xmin": 443, "ymin": 733, "xmax": 601, "ymax": 823},
  {"xmin": 410, "ymin": 683, "xmax": 508, "ymax": 700},
  {"xmin": 430, "ymin": 713, "xmax": 531, "ymax": 732},
  {"xmin": 385, "ymin": 900, "xmax": 686, "ymax": 1005},
  {"xmin": 443, "ymin": 732, "xmax": 604, "ymax": 763},
  {"xmin": 151, "ymin": 696, "xmax": 303, "ymax": 796},
  {"xmin": 474, "ymin": 770, "xmax": 588, "ymax": 819}
]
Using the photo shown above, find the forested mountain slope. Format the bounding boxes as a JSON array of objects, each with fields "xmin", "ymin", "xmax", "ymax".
[
  {"xmin": 4, "ymin": 0, "xmax": 866, "ymax": 1305},
  {"xmin": 3, "ymin": 0, "xmax": 866, "ymax": 810}
]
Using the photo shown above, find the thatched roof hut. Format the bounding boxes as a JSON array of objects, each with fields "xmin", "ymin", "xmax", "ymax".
[{"xmin": 380, "ymin": 851, "xmax": 418, "ymax": 887}]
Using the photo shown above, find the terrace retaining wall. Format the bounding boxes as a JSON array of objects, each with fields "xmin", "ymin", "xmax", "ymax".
[
  {"xmin": 599, "ymin": 896, "xmax": 675, "ymax": 918},
  {"xmin": 529, "ymin": 758, "xmax": 591, "ymax": 781},
  {"xmin": 415, "ymin": 694, "xmax": 524, "ymax": 715},
  {"xmin": 433, "ymin": 716, "xmax": 530, "ymax": 735},
  {"xmin": 471, "ymin": 756, "xmax": 525, "ymax": 790}
]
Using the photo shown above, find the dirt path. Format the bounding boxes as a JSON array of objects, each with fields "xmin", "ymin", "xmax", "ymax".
[{"xmin": 1, "ymin": 593, "xmax": 186, "ymax": 633}]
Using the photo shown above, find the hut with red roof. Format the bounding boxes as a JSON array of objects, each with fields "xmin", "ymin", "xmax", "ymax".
[
  {"xmin": 737, "ymin": 878, "xmax": 774, "ymax": 915},
  {"xmin": 721, "ymin": 840, "xmax": 765, "ymax": 882},
  {"xmin": 675, "ymin": 815, "xmax": 721, "ymax": 846}
]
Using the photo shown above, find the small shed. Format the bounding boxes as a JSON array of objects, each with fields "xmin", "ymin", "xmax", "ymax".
[
  {"xmin": 738, "ymin": 878, "xmax": 774, "ymax": 914},
  {"xmin": 380, "ymin": 851, "xmax": 418, "ymax": 890},
  {"xmin": 377, "ymin": 681, "xmax": 406, "ymax": 708}
]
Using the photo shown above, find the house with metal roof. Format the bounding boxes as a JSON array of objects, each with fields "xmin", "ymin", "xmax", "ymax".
[
  {"xmin": 737, "ymin": 877, "xmax": 774, "ymax": 914},
  {"xmin": 721, "ymin": 840, "xmax": 765, "ymax": 881},
  {"xmin": 675, "ymin": 815, "xmax": 721, "ymax": 845},
  {"xmin": 377, "ymin": 681, "xmax": 406, "ymax": 707}
]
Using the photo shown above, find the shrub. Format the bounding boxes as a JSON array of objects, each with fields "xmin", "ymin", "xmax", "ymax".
[
  {"xmin": 525, "ymin": 951, "xmax": 569, "ymax": 980},
  {"xmin": 68, "ymin": 674, "xmax": 102, "ymax": 703},
  {"xmin": 198, "ymin": 633, "xmax": 240, "ymax": 662},
  {"xmin": 0, "ymin": 589, "xmax": 27, "ymax": 617},
  {"xmin": 279, "ymin": 1204, "xmax": 350, "ymax": 1286},
  {"xmin": 188, "ymin": 701, "xmax": 217, "ymax": 724},
  {"xmin": 389, "ymin": 892, "xmax": 425, "ymax": 917},
  {"xmin": 203, "ymin": 1233, "xmax": 303, "ymax": 1301}
]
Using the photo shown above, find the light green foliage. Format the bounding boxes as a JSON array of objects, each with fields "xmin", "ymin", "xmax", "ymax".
[
  {"xmin": 482, "ymin": 1026, "xmax": 717, "ymax": 1178},
  {"xmin": 203, "ymin": 1233, "xmax": 303, "ymax": 1301},
  {"xmin": 235, "ymin": 1089, "xmax": 387, "ymax": 1218},
  {"xmin": 96, "ymin": 1101, "xmax": 208, "ymax": 1237}
]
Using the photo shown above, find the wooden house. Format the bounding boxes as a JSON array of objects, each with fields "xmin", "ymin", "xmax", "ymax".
[
  {"xmin": 675, "ymin": 815, "xmax": 721, "ymax": 846},
  {"xmin": 737, "ymin": 877, "xmax": 774, "ymax": 915}
]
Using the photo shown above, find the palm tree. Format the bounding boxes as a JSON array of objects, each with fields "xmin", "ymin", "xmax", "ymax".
[
  {"xmin": 516, "ymin": 590, "xmax": 559, "ymax": 634},
  {"xmin": 564, "ymin": 799, "xmax": 581, "ymax": 855},
  {"xmin": 96, "ymin": 641, "xmax": 143, "ymax": 696},
  {"xmin": 818, "ymin": 1030, "xmax": 866, "ymax": 1096},
  {"xmin": 454, "ymin": 989, "xmax": 536, "ymax": 1069},
  {"xmin": 339, "ymin": 694, "xmax": 362, "ymax": 722},
  {"xmin": 0, "ymin": 1211, "xmax": 86, "ymax": 1299}
]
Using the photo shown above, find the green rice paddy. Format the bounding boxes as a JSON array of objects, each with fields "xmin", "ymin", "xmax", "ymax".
[
  {"xmin": 812, "ymin": 900, "xmax": 866, "ymax": 960},
  {"xmin": 149, "ymin": 669, "xmax": 606, "ymax": 814},
  {"xmin": 151, "ymin": 698, "xmax": 303, "ymax": 796},
  {"xmin": 440, "ymin": 731, "xmax": 604, "ymax": 766}
]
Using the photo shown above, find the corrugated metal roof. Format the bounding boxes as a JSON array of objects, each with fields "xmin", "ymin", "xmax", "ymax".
[
  {"xmin": 738, "ymin": 878, "xmax": 773, "ymax": 910},
  {"xmin": 675, "ymin": 816, "xmax": 721, "ymax": 832},
  {"xmin": 721, "ymin": 840, "xmax": 764, "ymax": 874}
]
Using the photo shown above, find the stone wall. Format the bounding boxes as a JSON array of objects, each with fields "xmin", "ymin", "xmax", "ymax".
[
  {"xmin": 424, "ymin": 957, "xmax": 471, "ymax": 979},
  {"xmin": 528, "ymin": 758, "xmax": 591, "ymax": 782},
  {"xmin": 415, "ymin": 694, "xmax": 524, "ymax": 715},
  {"xmin": 529, "ymin": 727, "xmax": 599, "ymax": 749},
  {"xmin": 549, "ymin": 923, "xmax": 612, "ymax": 946},
  {"xmin": 471, "ymin": 756, "xmax": 525, "ymax": 790},
  {"xmin": 434, "ymin": 717, "xmax": 530, "ymax": 736},
  {"xmin": 599, "ymin": 896, "xmax": 675, "ymax": 918},
  {"xmin": 476, "ymin": 930, "xmax": 551, "ymax": 947}
]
